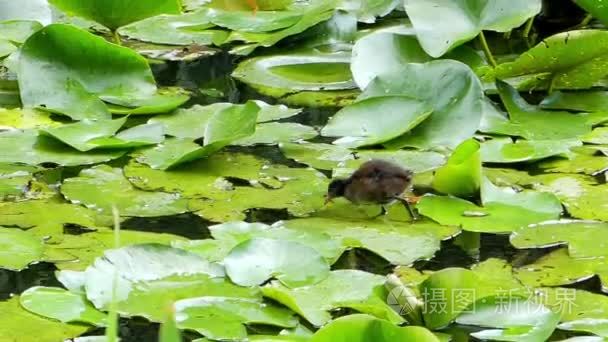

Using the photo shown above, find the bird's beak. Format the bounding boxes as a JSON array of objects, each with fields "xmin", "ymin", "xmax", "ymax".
[{"xmin": 324, "ymin": 194, "xmax": 333, "ymax": 205}]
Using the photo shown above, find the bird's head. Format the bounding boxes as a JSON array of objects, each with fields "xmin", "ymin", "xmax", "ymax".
[{"xmin": 325, "ymin": 179, "xmax": 348, "ymax": 204}]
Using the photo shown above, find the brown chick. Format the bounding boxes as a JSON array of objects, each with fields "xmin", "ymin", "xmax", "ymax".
[{"xmin": 325, "ymin": 159, "xmax": 418, "ymax": 220}]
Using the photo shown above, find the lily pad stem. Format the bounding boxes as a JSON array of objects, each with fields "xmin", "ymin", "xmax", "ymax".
[
  {"xmin": 478, "ymin": 31, "xmax": 497, "ymax": 68},
  {"xmin": 522, "ymin": 16, "xmax": 534, "ymax": 38},
  {"xmin": 579, "ymin": 14, "xmax": 593, "ymax": 28},
  {"xmin": 112, "ymin": 30, "xmax": 121, "ymax": 46}
]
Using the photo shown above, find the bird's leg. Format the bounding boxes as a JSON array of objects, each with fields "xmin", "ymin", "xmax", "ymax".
[
  {"xmin": 371, "ymin": 205, "xmax": 387, "ymax": 219},
  {"xmin": 394, "ymin": 197, "xmax": 418, "ymax": 222}
]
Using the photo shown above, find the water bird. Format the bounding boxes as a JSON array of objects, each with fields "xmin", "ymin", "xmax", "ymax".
[{"xmin": 325, "ymin": 159, "xmax": 418, "ymax": 220}]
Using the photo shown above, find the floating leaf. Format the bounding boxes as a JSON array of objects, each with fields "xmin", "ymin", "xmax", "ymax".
[
  {"xmin": 558, "ymin": 318, "xmax": 608, "ymax": 338},
  {"xmin": 18, "ymin": 24, "xmax": 176, "ymax": 120},
  {"xmin": 83, "ymin": 244, "xmax": 225, "ymax": 311},
  {"xmin": 321, "ymin": 96, "xmax": 432, "ymax": 148},
  {"xmin": 0, "ymin": 297, "xmax": 88, "ymax": 342},
  {"xmin": 261, "ymin": 270, "xmax": 403, "ymax": 327},
  {"xmin": 40, "ymin": 118, "xmax": 127, "ymax": 152},
  {"xmin": 343, "ymin": 150, "xmax": 447, "ymax": 174},
  {"xmin": 149, "ymin": 103, "xmax": 231, "ymax": 139},
  {"xmin": 49, "ymin": 0, "xmax": 181, "ymax": 30},
  {"xmin": 61, "ymin": 165, "xmax": 190, "ymax": 217},
  {"xmin": 232, "ymin": 50, "xmax": 356, "ymax": 99},
  {"xmin": 206, "ymin": 7, "xmax": 302, "ymax": 32},
  {"xmin": 584, "ymin": 127, "xmax": 608, "ymax": 145},
  {"xmin": 480, "ymin": 138, "xmax": 581, "ymax": 163},
  {"xmin": 455, "ymin": 297, "xmax": 560, "ymax": 342},
  {"xmin": 281, "ymin": 217, "xmax": 459, "ymax": 266},
  {"xmin": 432, "ymin": 139, "xmax": 481, "ymax": 197},
  {"xmin": 540, "ymin": 90, "xmax": 608, "ymax": 112},
  {"xmin": 0, "ymin": 227, "xmax": 44, "ymax": 271},
  {"xmin": 310, "ymin": 314, "xmax": 440, "ymax": 342},
  {"xmin": 493, "ymin": 30, "xmax": 608, "ymax": 89},
  {"xmin": 106, "ymin": 88, "xmax": 190, "ymax": 115},
  {"xmin": 537, "ymin": 146, "xmax": 608, "ymax": 175},
  {"xmin": 403, "ymin": 0, "xmax": 541, "ymax": 57},
  {"xmin": 20, "ymin": 286, "xmax": 107, "ymax": 326},
  {"xmin": 0, "ymin": 163, "xmax": 37, "ymax": 199},
  {"xmin": 279, "ymin": 142, "xmax": 355, "ymax": 170},
  {"xmin": 0, "ymin": 108, "xmax": 59, "ymax": 130},
  {"xmin": 511, "ymin": 220, "xmax": 608, "ymax": 258},
  {"xmin": 0, "ymin": 130, "xmax": 125, "ymax": 166},
  {"xmin": 234, "ymin": 122, "xmax": 317, "ymax": 146},
  {"xmin": 364, "ymin": 60, "xmax": 484, "ymax": 149},
  {"xmin": 418, "ymin": 177, "xmax": 562, "ymax": 233},
  {"xmin": 224, "ymin": 238, "xmax": 330, "ymax": 287},
  {"xmin": 175, "ymin": 296, "xmax": 298, "ymax": 340},
  {"xmin": 351, "ymin": 29, "xmax": 483, "ymax": 89},
  {"xmin": 482, "ymin": 81, "xmax": 592, "ymax": 140}
]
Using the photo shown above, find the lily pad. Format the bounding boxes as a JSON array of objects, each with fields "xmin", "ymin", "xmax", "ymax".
[
  {"xmin": 232, "ymin": 50, "xmax": 356, "ymax": 99},
  {"xmin": 0, "ymin": 163, "xmax": 38, "ymax": 199},
  {"xmin": 49, "ymin": 0, "xmax": 181, "ymax": 30},
  {"xmin": 403, "ymin": 0, "xmax": 541, "ymax": 57},
  {"xmin": 493, "ymin": 30, "xmax": 608, "ymax": 89},
  {"xmin": 0, "ymin": 297, "xmax": 88, "ymax": 342},
  {"xmin": 343, "ymin": 150, "xmax": 447, "ymax": 175},
  {"xmin": 480, "ymin": 138, "xmax": 581, "ymax": 163},
  {"xmin": 224, "ymin": 237, "xmax": 330, "ymax": 287},
  {"xmin": 175, "ymin": 296, "xmax": 298, "ymax": 340},
  {"xmin": 363, "ymin": 60, "xmax": 484, "ymax": 150},
  {"xmin": 482, "ymin": 81, "xmax": 592, "ymax": 140},
  {"xmin": 537, "ymin": 146, "xmax": 608, "ymax": 175},
  {"xmin": 455, "ymin": 297, "xmax": 560, "ymax": 342},
  {"xmin": 279, "ymin": 142, "xmax": 355, "ymax": 170},
  {"xmin": 18, "ymin": 24, "xmax": 174, "ymax": 120},
  {"xmin": 234, "ymin": 122, "xmax": 317, "ymax": 146},
  {"xmin": 261, "ymin": 269, "xmax": 403, "ymax": 327},
  {"xmin": 206, "ymin": 7, "xmax": 302, "ymax": 32},
  {"xmin": 105, "ymin": 88, "xmax": 190, "ymax": 115},
  {"xmin": 584, "ymin": 127, "xmax": 608, "ymax": 145},
  {"xmin": 310, "ymin": 314, "xmax": 440, "ymax": 342},
  {"xmin": 418, "ymin": 177, "xmax": 562, "ymax": 233},
  {"xmin": 0, "ymin": 227, "xmax": 44, "ymax": 271},
  {"xmin": 0, "ymin": 199, "xmax": 99, "ymax": 233},
  {"xmin": 540, "ymin": 90, "xmax": 608, "ymax": 112},
  {"xmin": 149, "ymin": 103, "xmax": 231, "ymax": 139},
  {"xmin": 0, "ymin": 107, "xmax": 59, "ymax": 130},
  {"xmin": 61, "ymin": 165, "xmax": 190, "ymax": 217},
  {"xmin": 281, "ymin": 217, "xmax": 459, "ymax": 266},
  {"xmin": 321, "ymin": 96, "xmax": 432, "ymax": 148},
  {"xmin": 0, "ymin": 0, "xmax": 52, "ymax": 25},
  {"xmin": 432, "ymin": 139, "xmax": 481, "ymax": 197},
  {"xmin": 558, "ymin": 319, "xmax": 608, "ymax": 338},
  {"xmin": 0, "ymin": 130, "xmax": 125, "ymax": 166},
  {"xmin": 83, "ymin": 244, "xmax": 225, "ymax": 311},
  {"xmin": 20, "ymin": 286, "xmax": 107, "ymax": 326},
  {"xmin": 40, "ymin": 118, "xmax": 127, "ymax": 152},
  {"xmin": 511, "ymin": 220, "xmax": 608, "ymax": 258}
]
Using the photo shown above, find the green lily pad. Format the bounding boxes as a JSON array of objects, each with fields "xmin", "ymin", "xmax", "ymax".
[
  {"xmin": 118, "ymin": 10, "xmax": 228, "ymax": 46},
  {"xmin": 540, "ymin": 90, "xmax": 608, "ymax": 112},
  {"xmin": 261, "ymin": 269, "xmax": 403, "ymax": 327},
  {"xmin": 0, "ymin": 20, "xmax": 42, "ymax": 44},
  {"xmin": 105, "ymin": 88, "xmax": 190, "ymax": 115},
  {"xmin": 84, "ymin": 244, "xmax": 224, "ymax": 310},
  {"xmin": 49, "ymin": 0, "xmax": 181, "ymax": 30},
  {"xmin": 310, "ymin": 314, "xmax": 440, "ymax": 342},
  {"xmin": 20, "ymin": 286, "xmax": 106, "ymax": 326},
  {"xmin": 85, "ymin": 122, "xmax": 165, "ymax": 150},
  {"xmin": 432, "ymin": 139, "xmax": 481, "ymax": 197},
  {"xmin": 175, "ymin": 221, "xmax": 342, "ymax": 263},
  {"xmin": 482, "ymin": 81, "xmax": 592, "ymax": 140},
  {"xmin": 339, "ymin": 0, "xmax": 400, "ymax": 23},
  {"xmin": 515, "ymin": 248, "xmax": 608, "ymax": 289},
  {"xmin": 529, "ymin": 173, "xmax": 608, "ymax": 221},
  {"xmin": 558, "ymin": 319, "xmax": 608, "ymax": 338},
  {"xmin": 281, "ymin": 217, "xmax": 459, "ymax": 266},
  {"xmin": 138, "ymin": 101, "xmax": 259, "ymax": 169},
  {"xmin": 234, "ymin": 122, "xmax": 317, "ymax": 146},
  {"xmin": 403, "ymin": 0, "xmax": 540, "ymax": 57},
  {"xmin": 511, "ymin": 220, "xmax": 608, "ymax": 258},
  {"xmin": 0, "ymin": 163, "xmax": 38, "ymax": 199},
  {"xmin": 0, "ymin": 199, "xmax": 99, "ymax": 233},
  {"xmin": 480, "ymin": 138, "xmax": 581, "ymax": 163},
  {"xmin": 493, "ymin": 30, "xmax": 608, "ymax": 89},
  {"xmin": 342, "ymin": 150, "xmax": 447, "ymax": 175},
  {"xmin": 0, "ymin": 108, "xmax": 59, "ymax": 130},
  {"xmin": 455, "ymin": 297, "xmax": 560, "ymax": 342},
  {"xmin": 40, "ymin": 118, "xmax": 127, "ymax": 152},
  {"xmin": 321, "ymin": 96, "xmax": 432, "ymax": 148},
  {"xmin": 149, "ymin": 103, "xmax": 229, "ymax": 139},
  {"xmin": 232, "ymin": 50, "xmax": 356, "ymax": 99},
  {"xmin": 363, "ymin": 60, "xmax": 484, "ymax": 150},
  {"xmin": 254, "ymin": 100, "xmax": 303, "ymax": 122},
  {"xmin": 175, "ymin": 296, "xmax": 298, "ymax": 340},
  {"xmin": 224, "ymin": 237, "xmax": 330, "ymax": 287},
  {"xmin": 351, "ymin": 29, "xmax": 484, "ymax": 89},
  {"xmin": 189, "ymin": 166, "xmax": 328, "ymax": 222},
  {"xmin": 0, "ymin": 130, "xmax": 126, "ymax": 166},
  {"xmin": 125, "ymin": 151, "xmax": 268, "ymax": 198},
  {"xmin": 584, "ymin": 127, "xmax": 608, "ymax": 145},
  {"xmin": 61, "ymin": 165, "xmax": 190, "ymax": 217},
  {"xmin": 0, "ymin": 227, "xmax": 44, "ymax": 271},
  {"xmin": 18, "ymin": 24, "xmax": 169, "ymax": 120},
  {"xmin": 0, "ymin": 297, "xmax": 88, "ymax": 342},
  {"xmin": 279, "ymin": 142, "xmax": 355, "ymax": 170},
  {"xmin": 537, "ymin": 146, "xmax": 608, "ymax": 175},
  {"xmin": 206, "ymin": 7, "xmax": 302, "ymax": 32},
  {"xmin": 418, "ymin": 177, "xmax": 562, "ymax": 233}
]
